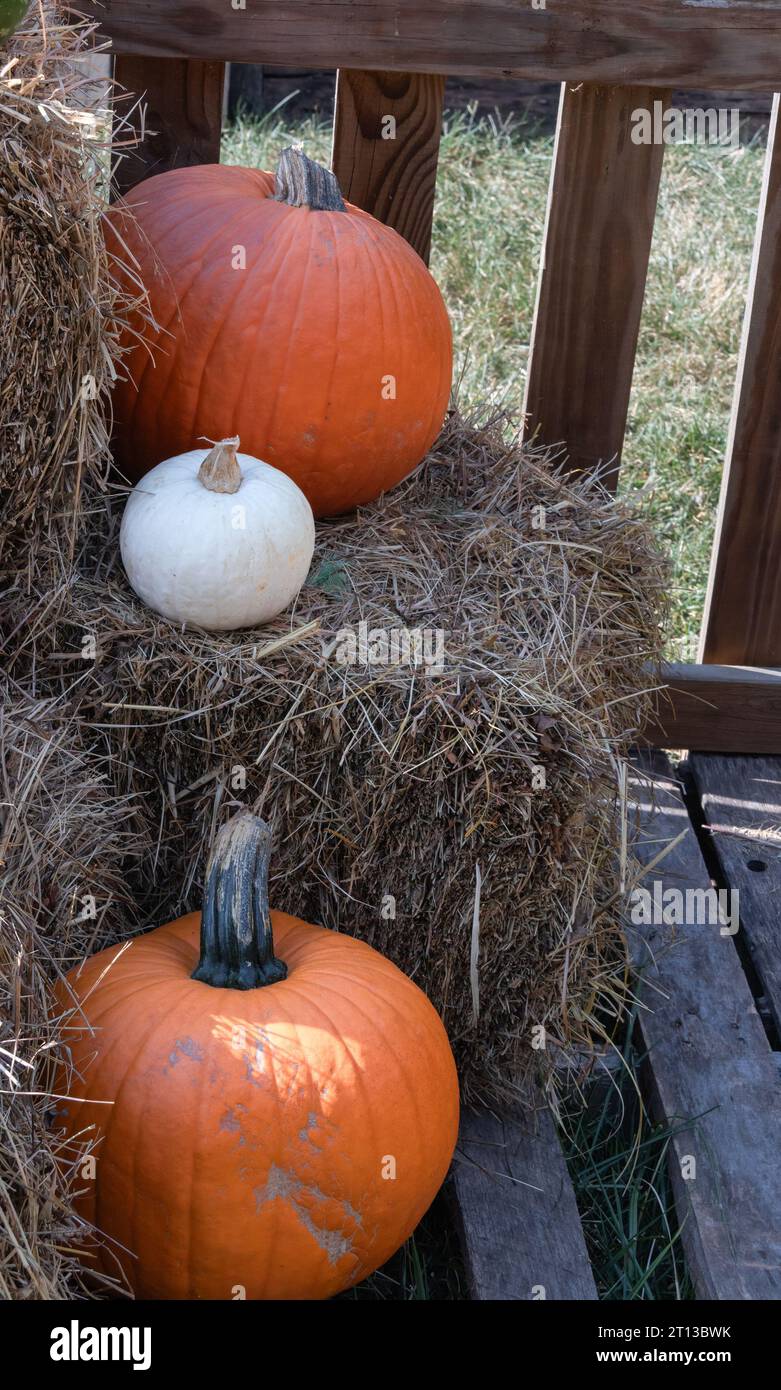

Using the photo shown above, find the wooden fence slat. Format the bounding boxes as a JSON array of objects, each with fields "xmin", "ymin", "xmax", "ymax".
[
  {"xmin": 112, "ymin": 56, "xmax": 225, "ymax": 198},
  {"xmin": 450, "ymin": 1104, "xmax": 597, "ymax": 1301},
  {"xmin": 331, "ymin": 70, "xmax": 444, "ymax": 264},
  {"xmin": 84, "ymin": 2, "xmax": 781, "ymax": 91},
  {"xmin": 629, "ymin": 750, "xmax": 781, "ymax": 1299},
  {"xmin": 689, "ymin": 753, "xmax": 781, "ymax": 1037},
  {"xmin": 643, "ymin": 662, "xmax": 781, "ymax": 754},
  {"xmin": 700, "ymin": 96, "xmax": 781, "ymax": 667},
  {"xmin": 522, "ymin": 83, "xmax": 667, "ymax": 488}
]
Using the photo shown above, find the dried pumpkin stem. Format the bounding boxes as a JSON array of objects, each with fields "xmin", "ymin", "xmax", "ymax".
[
  {"xmin": 192, "ymin": 812, "xmax": 288, "ymax": 989},
  {"xmin": 197, "ymin": 437, "xmax": 242, "ymax": 495},
  {"xmin": 274, "ymin": 146, "xmax": 346, "ymax": 212}
]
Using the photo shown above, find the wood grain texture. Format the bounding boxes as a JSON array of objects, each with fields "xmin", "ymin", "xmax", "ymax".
[
  {"xmin": 523, "ymin": 82, "xmax": 667, "ymax": 488},
  {"xmin": 642, "ymin": 662, "xmax": 781, "ymax": 754},
  {"xmin": 700, "ymin": 97, "xmax": 781, "ymax": 666},
  {"xmin": 629, "ymin": 750, "xmax": 781, "ymax": 1299},
  {"xmin": 332, "ymin": 70, "xmax": 444, "ymax": 264},
  {"xmin": 112, "ymin": 56, "xmax": 225, "ymax": 197},
  {"xmin": 450, "ymin": 1104, "xmax": 597, "ymax": 1301},
  {"xmin": 689, "ymin": 753, "xmax": 781, "ymax": 1036},
  {"xmin": 81, "ymin": 2, "xmax": 781, "ymax": 90}
]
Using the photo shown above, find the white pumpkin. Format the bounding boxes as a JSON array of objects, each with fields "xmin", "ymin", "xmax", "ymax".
[{"xmin": 120, "ymin": 438, "xmax": 315, "ymax": 630}]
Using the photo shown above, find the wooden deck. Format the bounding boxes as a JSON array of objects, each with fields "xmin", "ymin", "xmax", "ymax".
[{"xmin": 450, "ymin": 750, "xmax": 781, "ymax": 1300}]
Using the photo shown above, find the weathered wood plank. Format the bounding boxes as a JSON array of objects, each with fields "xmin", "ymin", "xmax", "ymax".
[
  {"xmin": 112, "ymin": 56, "xmax": 225, "ymax": 197},
  {"xmin": 642, "ymin": 662, "xmax": 781, "ymax": 754},
  {"xmin": 629, "ymin": 750, "xmax": 781, "ymax": 1299},
  {"xmin": 450, "ymin": 1104, "xmax": 597, "ymax": 1301},
  {"xmin": 331, "ymin": 70, "xmax": 444, "ymax": 264},
  {"xmin": 82, "ymin": 2, "xmax": 781, "ymax": 90},
  {"xmin": 700, "ymin": 96, "xmax": 781, "ymax": 667},
  {"xmin": 689, "ymin": 753, "xmax": 781, "ymax": 1037},
  {"xmin": 523, "ymin": 82, "xmax": 667, "ymax": 488}
]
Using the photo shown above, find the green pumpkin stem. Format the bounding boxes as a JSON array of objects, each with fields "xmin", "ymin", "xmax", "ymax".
[
  {"xmin": 274, "ymin": 146, "xmax": 346, "ymax": 212},
  {"xmin": 192, "ymin": 812, "xmax": 288, "ymax": 989}
]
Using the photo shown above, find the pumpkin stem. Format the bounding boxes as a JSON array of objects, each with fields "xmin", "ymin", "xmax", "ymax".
[
  {"xmin": 192, "ymin": 812, "xmax": 288, "ymax": 990},
  {"xmin": 197, "ymin": 437, "xmax": 242, "ymax": 495},
  {"xmin": 274, "ymin": 146, "xmax": 346, "ymax": 212}
]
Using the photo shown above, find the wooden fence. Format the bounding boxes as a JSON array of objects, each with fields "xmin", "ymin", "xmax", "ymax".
[{"xmin": 83, "ymin": 0, "xmax": 781, "ymax": 755}]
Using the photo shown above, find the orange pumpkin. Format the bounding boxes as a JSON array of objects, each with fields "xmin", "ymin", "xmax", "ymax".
[
  {"xmin": 106, "ymin": 148, "xmax": 453, "ymax": 517},
  {"xmin": 53, "ymin": 812, "xmax": 459, "ymax": 1300}
]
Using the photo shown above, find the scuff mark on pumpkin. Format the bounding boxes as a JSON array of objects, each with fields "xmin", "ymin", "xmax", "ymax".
[
  {"xmin": 168, "ymin": 1036, "xmax": 205, "ymax": 1067},
  {"xmin": 342, "ymin": 1197, "xmax": 362, "ymax": 1227},
  {"xmin": 298, "ymin": 1111, "xmax": 324, "ymax": 1150},
  {"xmin": 254, "ymin": 1164, "xmax": 358, "ymax": 1264},
  {"xmin": 219, "ymin": 1105, "xmax": 246, "ymax": 1133}
]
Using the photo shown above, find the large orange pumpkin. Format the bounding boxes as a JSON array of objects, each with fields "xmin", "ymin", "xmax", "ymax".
[
  {"xmin": 52, "ymin": 812, "xmax": 459, "ymax": 1300},
  {"xmin": 106, "ymin": 148, "xmax": 453, "ymax": 516}
]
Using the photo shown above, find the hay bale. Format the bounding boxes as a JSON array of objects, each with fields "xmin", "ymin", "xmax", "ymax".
[
  {"xmin": 19, "ymin": 409, "xmax": 667, "ymax": 1106},
  {"xmin": 0, "ymin": 693, "xmax": 150, "ymax": 1297},
  {"xmin": 0, "ymin": 2, "xmax": 148, "ymax": 1299},
  {"xmin": 0, "ymin": 1, "xmax": 146, "ymax": 586}
]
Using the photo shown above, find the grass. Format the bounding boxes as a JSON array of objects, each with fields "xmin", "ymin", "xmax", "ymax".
[
  {"xmin": 223, "ymin": 103, "xmax": 766, "ymax": 660},
  {"xmin": 559, "ymin": 1022, "xmax": 694, "ymax": 1301},
  {"xmin": 221, "ymin": 103, "xmax": 753, "ymax": 1299}
]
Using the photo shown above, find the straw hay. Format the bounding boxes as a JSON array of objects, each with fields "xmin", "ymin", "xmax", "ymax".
[
  {"xmin": 0, "ymin": 694, "xmax": 148, "ymax": 1299},
  {"xmin": 0, "ymin": 2, "xmax": 147, "ymax": 1299},
  {"xmin": 0, "ymin": 1, "xmax": 145, "ymax": 584}
]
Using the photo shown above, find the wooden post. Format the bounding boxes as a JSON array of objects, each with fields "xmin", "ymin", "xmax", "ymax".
[
  {"xmin": 523, "ymin": 83, "xmax": 669, "ymax": 488},
  {"xmin": 700, "ymin": 95, "xmax": 781, "ymax": 666},
  {"xmin": 112, "ymin": 56, "xmax": 226, "ymax": 197},
  {"xmin": 331, "ymin": 70, "xmax": 445, "ymax": 264}
]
